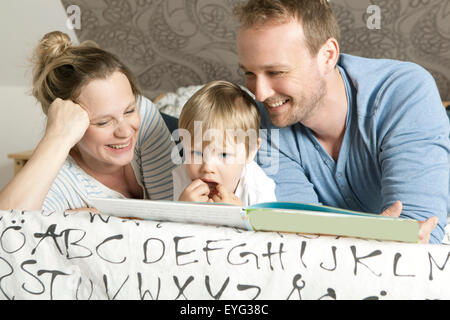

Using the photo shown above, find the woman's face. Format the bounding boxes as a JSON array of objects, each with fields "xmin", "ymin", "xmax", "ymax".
[{"xmin": 75, "ymin": 71, "xmax": 140, "ymax": 171}]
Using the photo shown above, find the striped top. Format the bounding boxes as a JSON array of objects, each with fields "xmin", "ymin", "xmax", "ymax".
[{"xmin": 42, "ymin": 96, "xmax": 178, "ymax": 212}]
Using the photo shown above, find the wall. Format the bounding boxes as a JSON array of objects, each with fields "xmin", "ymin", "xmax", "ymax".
[
  {"xmin": 0, "ymin": 0, "xmax": 78, "ymax": 189},
  {"xmin": 62, "ymin": 0, "xmax": 450, "ymax": 101}
]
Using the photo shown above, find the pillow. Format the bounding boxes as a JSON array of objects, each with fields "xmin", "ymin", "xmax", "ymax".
[
  {"xmin": 154, "ymin": 85, "xmax": 204, "ymax": 118},
  {"xmin": 154, "ymin": 84, "xmax": 255, "ymax": 119}
]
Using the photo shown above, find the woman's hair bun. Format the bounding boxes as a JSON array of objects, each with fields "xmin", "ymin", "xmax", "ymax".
[
  {"xmin": 36, "ymin": 31, "xmax": 71, "ymax": 62},
  {"xmin": 31, "ymin": 30, "xmax": 141, "ymax": 116},
  {"xmin": 31, "ymin": 31, "xmax": 72, "ymax": 114}
]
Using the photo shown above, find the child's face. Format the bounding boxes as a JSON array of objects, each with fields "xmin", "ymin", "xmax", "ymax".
[{"xmin": 183, "ymin": 136, "xmax": 250, "ymax": 195}]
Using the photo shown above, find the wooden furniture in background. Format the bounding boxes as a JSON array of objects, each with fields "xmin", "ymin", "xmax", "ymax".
[
  {"xmin": 7, "ymin": 150, "xmax": 33, "ymax": 175},
  {"xmin": 153, "ymin": 93, "xmax": 166, "ymax": 103}
]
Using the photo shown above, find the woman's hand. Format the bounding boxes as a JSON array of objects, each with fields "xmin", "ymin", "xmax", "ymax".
[
  {"xmin": 0, "ymin": 98, "xmax": 90, "ymax": 211},
  {"xmin": 45, "ymin": 98, "xmax": 90, "ymax": 148}
]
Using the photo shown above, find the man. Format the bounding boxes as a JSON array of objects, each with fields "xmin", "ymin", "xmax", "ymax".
[{"xmin": 235, "ymin": 0, "xmax": 450, "ymax": 243}]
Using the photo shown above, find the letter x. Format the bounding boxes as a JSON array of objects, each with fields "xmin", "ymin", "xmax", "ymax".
[{"xmin": 173, "ymin": 275, "xmax": 194, "ymax": 300}]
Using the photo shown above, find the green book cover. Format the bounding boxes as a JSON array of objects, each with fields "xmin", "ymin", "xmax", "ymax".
[
  {"xmin": 245, "ymin": 202, "xmax": 420, "ymax": 243},
  {"xmin": 91, "ymin": 198, "xmax": 420, "ymax": 243}
]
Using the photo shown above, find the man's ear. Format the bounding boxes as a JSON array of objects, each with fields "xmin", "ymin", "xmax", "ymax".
[
  {"xmin": 246, "ymin": 137, "xmax": 261, "ymax": 164},
  {"xmin": 318, "ymin": 38, "xmax": 340, "ymax": 75}
]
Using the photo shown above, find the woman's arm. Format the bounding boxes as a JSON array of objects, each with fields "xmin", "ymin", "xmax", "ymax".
[{"xmin": 0, "ymin": 99, "xmax": 89, "ymax": 211}]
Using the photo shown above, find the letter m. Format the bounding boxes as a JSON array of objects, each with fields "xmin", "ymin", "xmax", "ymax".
[{"xmin": 428, "ymin": 251, "xmax": 450, "ymax": 281}]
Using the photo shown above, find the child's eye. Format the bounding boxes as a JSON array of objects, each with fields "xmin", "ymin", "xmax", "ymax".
[
  {"xmin": 125, "ymin": 108, "xmax": 135, "ymax": 115},
  {"xmin": 243, "ymin": 71, "xmax": 256, "ymax": 79}
]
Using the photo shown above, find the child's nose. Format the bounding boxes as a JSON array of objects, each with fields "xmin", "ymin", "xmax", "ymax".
[{"xmin": 201, "ymin": 158, "xmax": 216, "ymax": 173}]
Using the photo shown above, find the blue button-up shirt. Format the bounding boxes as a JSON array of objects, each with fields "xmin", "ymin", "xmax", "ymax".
[{"xmin": 257, "ymin": 54, "xmax": 450, "ymax": 244}]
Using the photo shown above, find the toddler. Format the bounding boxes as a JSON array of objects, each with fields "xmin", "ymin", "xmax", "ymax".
[{"xmin": 172, "ymin": 80, "xmax": 276, "ymax": 206}]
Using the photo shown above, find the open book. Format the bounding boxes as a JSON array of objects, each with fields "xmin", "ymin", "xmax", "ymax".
[{"xmin": 90, "ymin": 198, "xmax": 420, "ymax": 243}]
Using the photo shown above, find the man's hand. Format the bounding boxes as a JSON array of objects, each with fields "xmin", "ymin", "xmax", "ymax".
[
  {"xmin": 211, "ymin": 185, "xmax": 243, "ymax": 206},
  {"xmin": 380, "ymin": 201, "xmax": 439, "ymax": 244},
  {"xmin": 178, "ymin": 179, "xmax": 211, "ymax": 202}
]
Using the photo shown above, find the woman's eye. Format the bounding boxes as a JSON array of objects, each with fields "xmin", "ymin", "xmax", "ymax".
[{"xmin": 95, "ymin": 121, "xmax": 109, "ymax": 127}]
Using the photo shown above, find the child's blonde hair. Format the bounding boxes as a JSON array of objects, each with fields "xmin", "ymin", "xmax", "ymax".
[{"xmin": 178, "ymin": 80, "xmax": 260, "ymax": 156}]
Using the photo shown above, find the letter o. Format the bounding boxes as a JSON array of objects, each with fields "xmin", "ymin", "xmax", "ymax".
[{"xmin": 1, "ymin": 226, "xmax": 26, "ymax": 253}]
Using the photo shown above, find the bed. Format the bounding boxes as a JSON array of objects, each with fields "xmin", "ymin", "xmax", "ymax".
[
  {"xmin": 1, "ymin": 209, "xmax": 449, "ymax": 300},
  {"xmin": 1, "ymin": 87, "xmax": 449, "ymax": 300}
]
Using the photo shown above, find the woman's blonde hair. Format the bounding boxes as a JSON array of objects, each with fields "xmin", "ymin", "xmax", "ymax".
[
  {"xmin": 234, "ymin": 0, "xmax": 340, "ymax": 56},
  {"xmin": 31, "ymin": 31, "xmax": 141, "ymax": 115},
  {"xmin": 178, "ymin": 80, "xmax": 260, "ymax": 155}
]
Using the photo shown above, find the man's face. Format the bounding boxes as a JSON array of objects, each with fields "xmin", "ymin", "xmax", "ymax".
[{"xmin": 238, "ymin": 20, "xmax": 327, "ymax": 127}]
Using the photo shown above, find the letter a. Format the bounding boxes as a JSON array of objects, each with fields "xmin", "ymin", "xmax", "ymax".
[
  {"xmin": 66, "ymin": 5, "xmax": 81, "ymax": 30},
  {"xmin": 367, "ymin": 5, "xmax": 381, "ymax": 30}
]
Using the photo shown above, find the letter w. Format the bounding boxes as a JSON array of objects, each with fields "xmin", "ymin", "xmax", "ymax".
[{"xmin": 137, "ymin": 272, "xmax": 161, "ymax": 300}]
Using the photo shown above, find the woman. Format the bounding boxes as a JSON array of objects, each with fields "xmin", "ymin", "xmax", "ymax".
[{"xmin": 0, "ymin": 31, "xmax": 177, "ymax": 211}]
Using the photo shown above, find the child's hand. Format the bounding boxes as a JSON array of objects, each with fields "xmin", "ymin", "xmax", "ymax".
[
  {"xmin": 178, "ymin": 179, "xmax": 211, "ymax": 202},
  {"xmin": 211, "ymin": 185, "xmax": 243, "ymax": 206}
]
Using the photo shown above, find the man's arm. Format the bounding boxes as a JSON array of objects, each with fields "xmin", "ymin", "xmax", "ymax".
[{"xmin": 377, "ymin": 66, "xmax": 449, "ymax": 244}]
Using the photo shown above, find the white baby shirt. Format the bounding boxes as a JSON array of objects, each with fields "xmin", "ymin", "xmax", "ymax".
[{"xmin": 172, "ymin": 161, "xmax": 277, "ymax": 207}]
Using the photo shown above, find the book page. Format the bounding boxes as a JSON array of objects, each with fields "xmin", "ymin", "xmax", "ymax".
[{"xmin": 91, "ymin": 198, "xmax": 247, "ymax": 229}]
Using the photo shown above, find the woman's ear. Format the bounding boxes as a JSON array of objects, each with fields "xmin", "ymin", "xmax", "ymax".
[{"xmin": 246, "ymin": 137, "xmax": 261, "ymax": 164}]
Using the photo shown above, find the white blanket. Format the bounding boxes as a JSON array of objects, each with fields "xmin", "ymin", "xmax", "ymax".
[{"xmin": 0, "ymin": 210, "xmax": 449, "ymax": 300}]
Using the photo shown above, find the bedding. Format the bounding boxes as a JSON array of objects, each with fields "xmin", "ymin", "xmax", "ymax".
[
  {"xmin": 1, "ymin": 209, "xmax": 449, "ymax": 300},
  {"xmin": 154, "ymin": 84, "xmax": 254, "ymax": 119},
  {"xmin": 154, "ymin": 85, "xmax": 203, "ymax": 118}
]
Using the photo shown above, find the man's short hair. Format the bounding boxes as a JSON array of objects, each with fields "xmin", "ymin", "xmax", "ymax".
[{"xmin": 234, "ymin": 0, "xmax": 340, "ymax": 56}]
